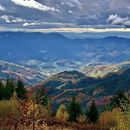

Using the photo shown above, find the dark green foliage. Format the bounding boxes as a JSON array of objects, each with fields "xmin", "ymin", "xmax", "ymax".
[
  {"xmin": 0, "ymin": 79, "xmax": 15, "ymax": 100},
  {"xmin": 4, "ymin": 79, "xmax": 15, "ymax": 100},
  {"xmin": 112, "ymin": 90, "xmax": 129, "ymax": 113},
  {"xmin": 0, "ymin": 81, "xmax": 4, "ymax": 100},
  {"xmin": 68, "ymin": 97, "xmax": 82, "ymax": 122},
  {"xmin": 87, "ymin": 100, "xmax": 99, "ymax": 124},
  {"xmin": 16, "ymin": 79, "xmax": 27, "ymax": 100}
]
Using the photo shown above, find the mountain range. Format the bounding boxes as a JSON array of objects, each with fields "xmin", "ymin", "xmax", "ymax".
[
  {"xmin": 0, "ymin": 32, "xmax": 130, "ymax": 106},
  {"xmin": 42, "ymin": 66, "xmax": 130, "ymax": 107},
  {"xmin": 1, "ymin": 32, "xmax": 130, "ymax": 77}
]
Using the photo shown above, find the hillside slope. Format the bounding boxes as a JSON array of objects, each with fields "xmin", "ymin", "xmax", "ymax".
[
  {"xmin": 42, "ymin": 67, "xmax": 130, "ymax": 105},
  {"xmin": 81, "ymin": 61, "xmax": 130, "ymax": 78},
  {"xmin": 0, "ymin": 60, "xmax": 46, "ymax": 85}
]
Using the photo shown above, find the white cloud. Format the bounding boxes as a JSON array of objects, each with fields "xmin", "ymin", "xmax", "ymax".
[
  {"xmin": 68, "ymin": 10, "xmax": 73, "ymax": 14},
  {"xmin": 23, "ymin": 22, "xmax": 37, "ymax": 26},
  {"xmin": 0, "ymin": 5, "xmax": 5, "ymax": 11},
  {"xmin": 1, "ymin": 15, "xmax": 26, "ymax": 23},
  {"xmin": 11, "ymin": 0, "xmax": 59, "ymax": 12},
  {"xmin": 22, "ymin": 21, "xmax": 75, "ymax": 27},
  {"xmin": 107, "ymin": 15, "xmax": 130, "ymax": 27}
]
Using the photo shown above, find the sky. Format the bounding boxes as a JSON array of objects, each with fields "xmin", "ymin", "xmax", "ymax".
[{"xmin": 0, "ymin": 0, "xmax": 130, "ymax": 33}]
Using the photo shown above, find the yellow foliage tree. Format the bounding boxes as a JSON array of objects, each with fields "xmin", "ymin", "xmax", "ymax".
[
  {"xmin": 0, "ymin": 99, "xmax": 20, "ymax": 129},
  {"xmin": 100, "ymin": 108, "xmax": 130, "ymax": 130},
  {"xmin": 56, "ymin": 104, "xmax": 69, "ymax": 122},
  {"xmin": 23, "ymin": 99, "xmax": 50, "ymax": 130}
]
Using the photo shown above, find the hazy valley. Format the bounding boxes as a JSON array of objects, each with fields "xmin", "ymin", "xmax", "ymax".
[{"xmin": 1, "ymin": 32, "xmax": 130, "ymax": 79}]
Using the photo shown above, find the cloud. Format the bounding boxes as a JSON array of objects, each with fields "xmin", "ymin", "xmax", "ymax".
[
  {"xmin": 23, "ymin": 22, "xmax": 37, "ymax": 27},
  {"xmin": 61, "ymin": 0, "xmax": 82, "ymax": 9},
  {"xmin": 11, "ymin": 0, "xmax": 59, "ymax": 12},
  {"xmin": 22, "ymin": 21, "xmax": 75, "ymax": 28},
  {"xmin": 1, "ymin": 15, "xmax": 27, "ymax": 23},
  {"xmin": 1, "ymin": 27, "xmax": 130, "ymax": 33},
  {"xmin": 107, "ymin": 15, "xmax": 130, "ymax": 27},
  {"xmin": 0, "ymin": 5, "xmax": 5, "ymax": 11},
  {"xmin": 1, "ymin": 0, "xmax": 130, "ymax": 30}
]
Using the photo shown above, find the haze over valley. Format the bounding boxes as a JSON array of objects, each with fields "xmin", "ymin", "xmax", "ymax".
[{"xmin": 1, "ymin": 32, "xmax": 130, "ymax": 84}]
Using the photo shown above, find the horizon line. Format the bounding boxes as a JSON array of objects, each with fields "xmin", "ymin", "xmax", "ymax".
[{"xmin": 1, "ymin": 27, "xmax": 130, "ymax": 33}]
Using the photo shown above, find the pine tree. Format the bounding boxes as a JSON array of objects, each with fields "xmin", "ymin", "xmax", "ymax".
[
  {"xmin": 0, "ymin": 81, "xmax": 4, "ymax": 100},
  {"xmin": 87, "ymin": 100, "xmax": 99, "ymax": 123},
  {"xmin": 112, "ymin": 90, "xmax": 129, "ymax": 113},
  {"xmin": 16, "ymin": 79, "xmax": 27, "ymax": 100},
  {"xmin": 4, "ymin": 79, "xmax": 15, "ymax": 100},
  {"xmin": 68, "ymin": 97, "xmax": 82, "ymax": 122}
]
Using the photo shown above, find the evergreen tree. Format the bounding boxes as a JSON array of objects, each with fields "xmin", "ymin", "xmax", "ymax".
[
  {"xmin": 112, "ymin": 90, "xmax": 129, "ymax": 113},
  {"xmin": 16, "ymin": 79, "xmax": 27, "ymax": 100},
  {"xmin": 0, "ymin": 81, "xmax": 4, "ymax": 100},
  {"xmin": 87, "ymin": 100, "xmax": 99, "ymax": 123},
  {"xmin": 68, "ymin": 97, "xmax": 82, "ymax": 122},
  {"xmin": 4, "ymin": 79, "xmax": 15, "ymax": 100}
]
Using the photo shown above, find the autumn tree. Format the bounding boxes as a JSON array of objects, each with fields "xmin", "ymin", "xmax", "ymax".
[{"xmin": 56, "ymin": 104, "xmax": 69, "ymax": 121}]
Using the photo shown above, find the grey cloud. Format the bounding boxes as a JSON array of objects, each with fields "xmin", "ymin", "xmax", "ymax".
[
  {"xmin": 107, "ymin": 15, "xmax": 130, "ymax": 27},
  {"xmin": 0, "ymin": 0, "xmax": 130, "ymax": 29}
]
